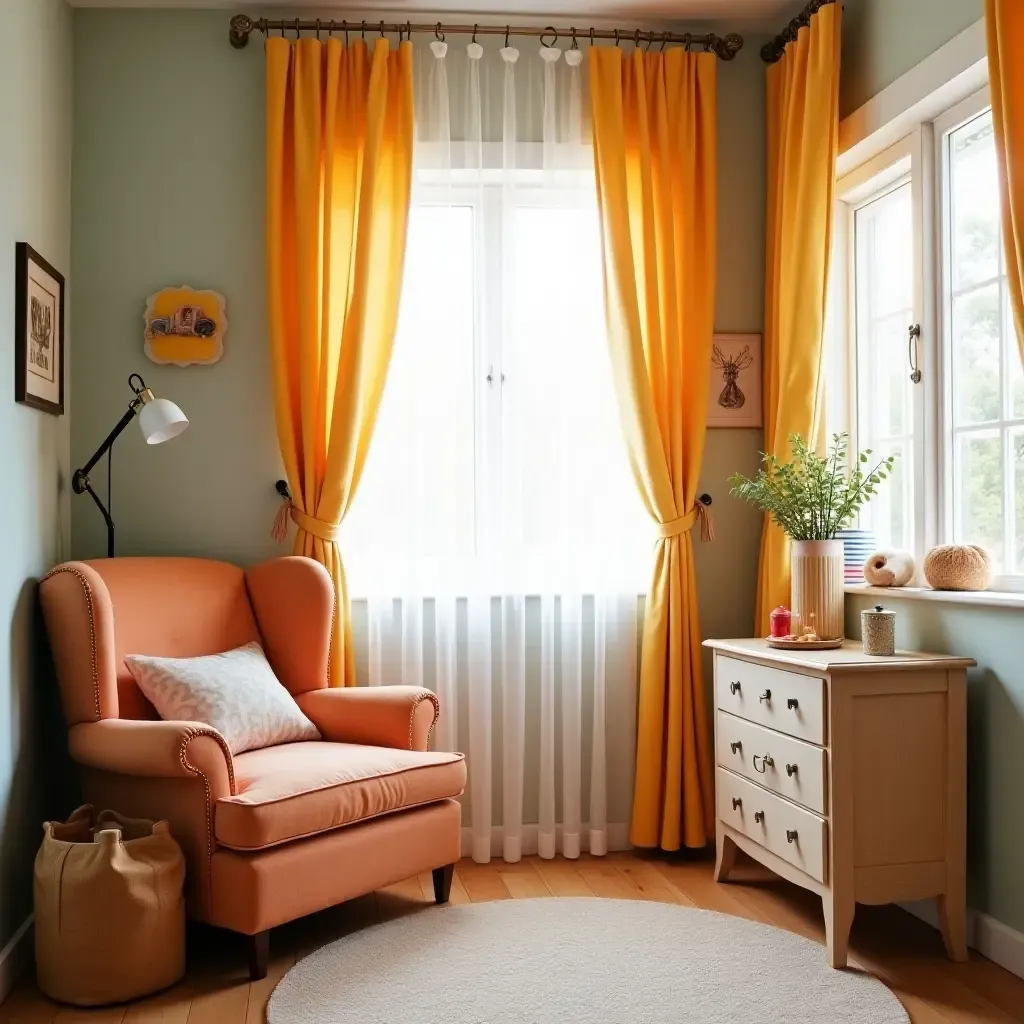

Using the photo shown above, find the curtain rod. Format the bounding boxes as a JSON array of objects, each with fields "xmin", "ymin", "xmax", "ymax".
[
  {"xmin": 760, "ymin": 0, "xmax": 838, "ymax": 63},
  {"xmin": 227, "ymin": 14, "xmax": 744, "ymax": 61}
]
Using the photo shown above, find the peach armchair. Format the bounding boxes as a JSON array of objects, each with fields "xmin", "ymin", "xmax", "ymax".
[{"xmin": 39, "ymin": 556, "xmax": 465, "ymax": 979}]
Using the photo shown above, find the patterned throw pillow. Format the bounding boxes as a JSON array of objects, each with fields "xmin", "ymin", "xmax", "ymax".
[{"xmin": 124, "ymin": 642, "xmax": 320, "ymax": 755}]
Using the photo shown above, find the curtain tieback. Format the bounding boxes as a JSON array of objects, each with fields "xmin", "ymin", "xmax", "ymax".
[
  {"xmin": 270, "ymin": 500, "xmax": 343, "ymax": 544},
  {"xmin": 656, "ymin": 497, "xmax": 716, "ymax": 544}
]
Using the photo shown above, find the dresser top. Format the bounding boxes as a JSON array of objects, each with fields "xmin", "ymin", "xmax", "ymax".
[{"xmin": 703, "ymin": 638, "xmax": 976, "ymax": 673}]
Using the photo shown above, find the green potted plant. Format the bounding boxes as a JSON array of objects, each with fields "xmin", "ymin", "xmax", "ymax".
[{"xmin": 729, "ymin": 433, "xmax": 896, "ymax": 640}]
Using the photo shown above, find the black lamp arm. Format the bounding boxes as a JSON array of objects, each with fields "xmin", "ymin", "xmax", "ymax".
[{"xmin": 72, "ymin": 400, "xmax": 140, "ymax": 558}]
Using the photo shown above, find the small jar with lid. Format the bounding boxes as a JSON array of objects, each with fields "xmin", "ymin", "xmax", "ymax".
[
  {"xmin": 861, "ymin": 605, "xmax": 896, "ymax": 656},
  {"xmin": 769, "ymin": 605, "xmax": 792, "ymax": 638}
]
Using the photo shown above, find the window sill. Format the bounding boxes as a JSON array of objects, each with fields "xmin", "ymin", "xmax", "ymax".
[{"xmin": 845, "ymin": 584, "xmax": 1024, "ymax": 611}]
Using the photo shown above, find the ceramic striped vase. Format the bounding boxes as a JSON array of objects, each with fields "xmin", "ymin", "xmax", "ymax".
[{"xmin": 791, "ymin": 539, "xmax": 845, "ymax": 640}]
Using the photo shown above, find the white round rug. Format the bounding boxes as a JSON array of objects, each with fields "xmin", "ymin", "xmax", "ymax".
[{"xmin": 269, "ymin": 898, "xmax": 908, "ymax": 1023}]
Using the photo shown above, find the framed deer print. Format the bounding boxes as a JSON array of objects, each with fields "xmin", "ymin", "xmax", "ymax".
[
  {"xmin": 708, "ymin": 333, "xmax": 762, "ymax": 428},
  {"xmin": 14, "ymin": 243, "xmax": 65, "ymax": 416}
]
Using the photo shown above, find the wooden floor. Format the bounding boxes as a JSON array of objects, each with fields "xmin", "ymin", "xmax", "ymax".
[{"xmin": 3, "ymin": 851, "xmax": 1023, "ymax": 1023}]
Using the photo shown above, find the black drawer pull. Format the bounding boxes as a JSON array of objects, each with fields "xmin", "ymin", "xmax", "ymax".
[
  {"xmin": 759, "ymin": 689, "xmax": 772, "ymax": 703},
  {"xmin": 787, "ymin": 698, "xmax": 799, "ymax": 710},
  {"xmin": 753, "ymin": 753, "xmax": 775, "ymax": 774},
  {"xmin": 730, "ymin": 741, "xmax": 742, "ymax": 754},
  {"xmin": 786, "ymin": 763, "xmax": 798, "ymax": 777},
  {"xmin": 754, "ymin": 810, "xmax": 765, "ymax": 824},
  {"xmin": 786, "ymin": 830, "xmax": 798, "ymax": 844},
  {"xmin": 730, "ymin": 681, "xmax": 741, "ymax": 695},
  {"xmin": 731, "ymin": 797, "xmax": 742, "ymax": 810}
]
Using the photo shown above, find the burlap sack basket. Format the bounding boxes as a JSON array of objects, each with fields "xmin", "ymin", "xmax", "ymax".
[{"xmin": 34, "ymin": 805, "xmax": 186, "ymax": 1006}]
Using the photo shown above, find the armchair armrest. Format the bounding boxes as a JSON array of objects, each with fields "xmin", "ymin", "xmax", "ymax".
[
  {"xmin": 294, "ymin": 687, "xmax": 440, "ymax": 752},
  {"xmin": 68, "ymin": 719, "xmax": 235, "ymax": 799}
]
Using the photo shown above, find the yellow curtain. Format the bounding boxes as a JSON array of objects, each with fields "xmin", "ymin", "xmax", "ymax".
[
  {"xmin": 986, "ymin": 0, "xmax": 1024, "ymax": 365},
  {"xmin": 755, "ymin": 3, "xmax": 842, "ymax": 636},
  {"xmin": 266, "ymin": 37, "xmax": 414, "ymax": 685},
  {"xmin": 590, "ymin": 46, "xmax": 717, "ymax": 851}
]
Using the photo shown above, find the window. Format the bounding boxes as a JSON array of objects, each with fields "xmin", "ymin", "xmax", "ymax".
[
  {"xmin": 341, "ymin": 177, "xmax": 649, "ymax": 597},
  {"xmin": 834, "ymin": 87, "xmax": 1024, "ymax": 590}
]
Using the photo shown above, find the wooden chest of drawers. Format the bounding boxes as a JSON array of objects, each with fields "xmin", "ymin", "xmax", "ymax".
[{"xmin": 703, "ymin": 638, "xmax": 974, "ymax": 968}]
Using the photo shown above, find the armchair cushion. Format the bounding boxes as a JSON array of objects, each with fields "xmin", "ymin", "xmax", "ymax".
[
  {"xmin": 215, "ymin": 742, "xmax": 466, "ymax": 851},
  {"xmin": 125, "ymin": 642, "xmax": 320, "ymax": 755}
]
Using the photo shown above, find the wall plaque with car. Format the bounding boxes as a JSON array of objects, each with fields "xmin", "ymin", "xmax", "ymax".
[{"xmin": 144, "ymin": 286, "xmax": 227, "ymax": 366}]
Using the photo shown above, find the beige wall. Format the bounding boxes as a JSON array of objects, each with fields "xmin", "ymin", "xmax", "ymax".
[
  {"xmin": 0, "ymin": 0, "xmax": 73, "ymax": 950},
  {"xmin": 841, "ymin": 0, "xmax": 983, "ymax": 117}
]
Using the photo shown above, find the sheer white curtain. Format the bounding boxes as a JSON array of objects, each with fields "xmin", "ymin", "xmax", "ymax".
[{"xmin": 342, "ymin": 35, "xmax": 648, "ymax": 863}]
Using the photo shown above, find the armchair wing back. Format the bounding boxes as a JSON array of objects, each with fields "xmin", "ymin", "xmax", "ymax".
[{"xmin": 40, "ymin": 556, "xmax": 333, "ymax": 723}]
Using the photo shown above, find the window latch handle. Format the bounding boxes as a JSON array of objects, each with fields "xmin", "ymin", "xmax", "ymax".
[{"xmin": 908, "ymin": 324, "xmax": 922, "ymax": 384}]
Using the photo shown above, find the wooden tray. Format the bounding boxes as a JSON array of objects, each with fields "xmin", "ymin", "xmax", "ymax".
[{"xmin": 765, "ymin": 636, "xmax": 844, "ymax": 651}]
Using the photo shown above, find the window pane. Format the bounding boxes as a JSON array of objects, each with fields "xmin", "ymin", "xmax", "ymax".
[
  {"xmin": 955, "ymin": 430, "xmax": 1004, "ymax": 566},
  {"xmin": 950, "ymin": 111, "xmax": 1000, "ymax": 292},
  {"xmin": 1015, "ymin": 430, "xmax": 1024, "ymax": 574},
  {"xmin": 1007, "ymin": 289, "xmax": 1024, "ymax": 419},
  {"xmin": 342, "ymin": 204, "xmax": 477, "ymax": 592},
  {"xmin": 507, "ymin": 200, "xmax": 648, "ymax": 590},
  {"xmin": 952, "ymin": 284, "xmax": 1001, "ymax": 425},
  {"xmin": 854, "ymin": 182, "xmax": 914, "ymax": 552}
]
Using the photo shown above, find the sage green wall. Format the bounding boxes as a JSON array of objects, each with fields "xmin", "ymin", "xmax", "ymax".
[
  {"xmin": 846, "ymin": 594, "xmax": 1024, "ymax": 934},
  {"xmin": 1, "ymin": 0, "xmax": 72, "ymax": 950},
  {"xmin": 841, "ymin": 0, "xmax": 983, "ymax": 117},
  {"xmin": 70, "ymin": 7, "xmax": 767, "ymax": 652}
]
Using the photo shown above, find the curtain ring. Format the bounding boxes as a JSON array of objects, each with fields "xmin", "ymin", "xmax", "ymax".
[
  {"xmin": 644, "ymin": 33, "xmax": 653, "ymax": 51},
  {"xmin": 634, "ymin": 29, "xmax": 641, "ymax": 49},
  {"xmin": 328, "ymin": 19, "xmax": 334, "ymax": 38},
  {"xmin": 704, "ymin": 36, "xmax": 713, "ymax": 52},
  {"xmin": 590, "ymin": 27, "xmax": 595, "ymax": 46},
  {"xmin": 472, "ymin": 24, "xmax": 478, "ymax": 43},
  {"xmin": 613, "ymin": 28, "xmax": 620, "ymax": 47},
  {"xmin": 660, "ymin": 31, "xmax": 669, "ymax": 51},
  {"xmin": 315, "ymin": 18, "xmax": 321, "ymax": 40},
  {"xmin": 405, "ymin": 21, "xmax": 411, "ymax": 43},
  {"xmin": 684, "ymin": 32, "xmax": 692, "ymax": 52},
  {"xmin": 571, "ymin": 27, "xmax": 579, "ymax": 50},
  {"xmin": 342, "ymin": 20, "xmax": 348, "ymax": 45},
  {"xmin": 379, "ymin": 20, "xmax": 385, "ymax": 38},
  {"xmin": 361, "ymin": 20, "xmax": 366, "ymax": 40},
  {"xmin": 293, "ymin": 18, "xmax": 300, "ymax": 40},
  {"xmin": 540, "ymin": 26, "xmax": 558, "ymax": 48},
  {"xmin": 504, "ymin": 25, "xmax": 510, "ymax": 47},
  {"xmin": 435, "ymin": 22, "xmax": 445, "ymax": 42}
]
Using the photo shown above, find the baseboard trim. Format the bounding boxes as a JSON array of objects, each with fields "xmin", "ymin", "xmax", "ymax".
[
  {"xmin": 900, "ymin": 900, "xmax": 1024, "ymax": 981},
  {"xmin": 0, "ymin": 915, "xmax": 33, "ymax": 1004},
  {"xmin": 460, "ymin": 823, "xmax": 631, "ymax": 863}
]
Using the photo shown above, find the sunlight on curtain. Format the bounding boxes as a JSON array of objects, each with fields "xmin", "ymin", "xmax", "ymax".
[{"xmin": 341, "ymin": 38, "xmax": 648, "ymax": 862}]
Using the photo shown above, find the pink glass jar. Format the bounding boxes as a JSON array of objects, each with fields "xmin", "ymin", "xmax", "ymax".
[{"xmin": 769, "ymin": 605, "xmax": 792, "ymax": 638}]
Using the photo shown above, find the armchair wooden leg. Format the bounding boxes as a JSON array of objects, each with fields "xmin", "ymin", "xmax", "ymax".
[
  {"xmin": 432, "ymin": 864, "xmax": 455, "ymax": 904},
  {"xmin": 246, "ymin": 930, "xmax": 270, "ymax": 981}
]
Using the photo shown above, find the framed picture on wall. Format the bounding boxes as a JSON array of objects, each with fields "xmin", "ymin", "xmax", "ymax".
[
  {"xmin": 14, "ymin": 242, "xmax": 65, "ymax": 416},
  {"xmin": 707, "ymin": 333, "xmax": 762, "ymax": 428}
]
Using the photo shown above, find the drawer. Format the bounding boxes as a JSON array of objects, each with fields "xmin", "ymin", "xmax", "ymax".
[
  {"xmin": 716, "ymin": 710, "xmax": 828, "ymax": 815},
  {"xmin": 715, "ymin": 655, "xmax": 826, "ymax": 745},
  {"xmin": 716, "ymin": 767, "xmax": 828, "ymax": 884}
]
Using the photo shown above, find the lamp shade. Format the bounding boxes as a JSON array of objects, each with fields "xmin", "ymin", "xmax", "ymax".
[{"xmin": 138, "ymin": 397, "xmax": 188, "ymax": 445}]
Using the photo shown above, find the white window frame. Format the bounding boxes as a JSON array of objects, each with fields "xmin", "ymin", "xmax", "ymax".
[
  {"xmin": 933, "ymin": 87, "xmax": 1024, "ymax": 592},
  {"xmin": 833, "ymin": 129, "xmax": 939, "ymax": 576},
  {"xmin": 834, "ymin": 88, "xmax": 1024, "ymax": 592}
]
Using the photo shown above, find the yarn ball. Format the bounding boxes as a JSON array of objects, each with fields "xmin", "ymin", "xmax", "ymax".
[
  {"xmin": 923, "ymin": 544, "xmax": 992, "ymax": 591},
  {"xmin": 863, "ymin": 550, "xmax": 915, "ymax": 587}
]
